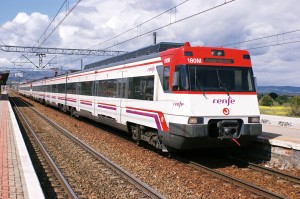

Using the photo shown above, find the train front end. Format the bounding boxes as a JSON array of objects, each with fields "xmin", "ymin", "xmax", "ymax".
[{"xmin": 158, "ymin": 42, "xmax": 262, "ymax": 150}]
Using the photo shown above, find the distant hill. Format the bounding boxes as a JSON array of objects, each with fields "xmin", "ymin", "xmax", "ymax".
[
  {"xmin": 258, "ymin": 86, "xmax": 300, "ymax": 95},
  {"xmin": 7, "ymin": 71, "xmax": 56, "ymax": 84}
]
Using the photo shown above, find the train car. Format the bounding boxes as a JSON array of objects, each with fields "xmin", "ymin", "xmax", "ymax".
[
  {"xmin": 18, "ymin": 42, "xmax": 262, "ymax": 152},
  {"xmin": 18, "ymin": 82, "xmax": 32, "ymax": 98}
]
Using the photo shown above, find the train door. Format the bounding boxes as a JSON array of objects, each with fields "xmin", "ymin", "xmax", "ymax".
[
  {"xmin": 118, "ymin": 71, "xmax": 127, "ymax": 124},
  {"xmin": 160, "ymin": 55, "xmax": 176, "ymax": 119},
  {"xmin": 93, "ymin": 80, "xmax": 98, "ymax": 116}
]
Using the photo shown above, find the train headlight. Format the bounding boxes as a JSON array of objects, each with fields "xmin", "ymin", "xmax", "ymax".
[
  {"xmin": 248, "ymin": 116, "xmax": 260, "ymax": 123},
  {"xmin": 188, "ymin": 117, "xmax": 204, "ymax": 124}
]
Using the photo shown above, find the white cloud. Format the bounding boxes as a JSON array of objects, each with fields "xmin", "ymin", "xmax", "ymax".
[{"xmin": 0, "ymin": 0, "xmax": 299, "ymax": 86}]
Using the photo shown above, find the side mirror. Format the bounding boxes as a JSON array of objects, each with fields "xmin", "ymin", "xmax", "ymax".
[
  {"xmin": 172, "ymin": 71, "xmax": 179, "ymax": 90},
  {"xmin": 254, "ymin": 76, "xmax": 257, "ymax": 91},
  {"xmin": 156, "ymin": 65, "xmax": 164, "ymax": 84}
]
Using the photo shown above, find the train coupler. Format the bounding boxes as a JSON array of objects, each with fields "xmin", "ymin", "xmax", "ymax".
[{"xmin": 217, "ymin": 120, "xmax": 239, "ymax": 140}]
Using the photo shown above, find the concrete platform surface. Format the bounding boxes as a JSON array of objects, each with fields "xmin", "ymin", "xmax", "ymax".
[
  {"xmin": 0, "ymin": 91, "xmax": 44, "ymax": 199},
  {"xmin": 258, "ymin": 115, "xmax": 300, "ymax": 150}
]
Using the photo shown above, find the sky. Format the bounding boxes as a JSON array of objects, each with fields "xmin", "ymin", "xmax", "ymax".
[{"xmin": 0, "ymin": 0, "xmax": 299, "ymax": 86}]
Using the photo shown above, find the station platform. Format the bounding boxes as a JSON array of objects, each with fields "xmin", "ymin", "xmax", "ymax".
[
  {"xmin": 0, "ymin": 91, "xmax": 44, "ymax": 199},
  {"xmin": 250, "ymin": 115, "xmax": 300, "ymax": 169},
  {"xmin": 258, "ymin": 114, "xmax": 300, "ymax": 150}
]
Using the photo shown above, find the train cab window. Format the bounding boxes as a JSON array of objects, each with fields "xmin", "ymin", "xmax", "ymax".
[
  {"xmin": 174, "ymin": 65, "xmax": 255, "ymax": 92},
  {"xmin": 163, "ymin": 66, "xmax": 170, "ymax": 91},
  {"xmin": 174, "ymin": 65, "xmax": 189, "ymax": 91}
]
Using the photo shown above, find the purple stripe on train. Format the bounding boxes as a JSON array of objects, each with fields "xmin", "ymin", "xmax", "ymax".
[
  {"xmin": 57, "ymin": 97, "xmax": 76, "ymax": 103},
  {"xmin": 81, "ymin": 102, "xmax": 92, "ymax": 106},
  {"xmin": 66, "ymin": 99, "xmax": 77, "ymax": 102},
  {"xmin": 126, "ymin": 109, "xmax": 161, "ymax": 131},
  {"xmin": 98, "ymin": 105, "xmax": 117, "ymax": 111}
]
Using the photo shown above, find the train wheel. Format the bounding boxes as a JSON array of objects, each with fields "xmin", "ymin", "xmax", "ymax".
[
  {"xmin": 59, "ymin": 104, "xmax": 64, "ymax": 112},
  {"xmin": 130, "ymin": 124, "xmax": 141, "ymax": 146},
  {"xmin": 70, "ymin": 107, "xmax": 79, "ymax": 118}
]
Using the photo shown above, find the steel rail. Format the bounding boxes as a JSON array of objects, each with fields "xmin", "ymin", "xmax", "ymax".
[
  {"xmin": 172, "ymin": 155, "xmax": 285, "ymax": 199},
  {"xmin": 17, "ymin": 96, "xmax": 165, "ymax": 199},
  {"xmin": 228, "ymin": 156, "xmax": 300, "ymax": 184},
  {"xmin": 189, "ymin": 161, "xmax": 284, "ymax": 199},
  {"xmin": 10, "ymin": 97, "xmax": 78, "ymax": 199}
]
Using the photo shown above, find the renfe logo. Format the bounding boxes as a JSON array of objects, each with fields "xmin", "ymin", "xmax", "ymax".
[
  {"xmin": 173, "ymin": 101, "xmax": 184, "ymax": 108},
  {"xmin": 223, "ymin": 108, "xmax": 230, "ymax": 115},
  {"xmin": 213, "ymin": 97, "xmax": 235, "ymax": 106},
  {"xmin": 147, "ymin": 66, "xmax": 155, "ymax": 73}
]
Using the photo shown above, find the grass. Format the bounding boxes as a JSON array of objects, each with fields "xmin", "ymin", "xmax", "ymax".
[{"xmin": 259, "ymin": 106, "xmax": 291, "ymax": 116}]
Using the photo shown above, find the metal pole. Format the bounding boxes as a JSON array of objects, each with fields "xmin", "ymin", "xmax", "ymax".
[{"xmin": 153, "ymin": 32, "xmax": 157, "ymax": 44}]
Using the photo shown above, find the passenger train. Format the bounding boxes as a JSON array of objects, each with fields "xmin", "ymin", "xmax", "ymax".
[{"xmin": 18, "ymin": 42, "xmax": 262, "ymax": 152}]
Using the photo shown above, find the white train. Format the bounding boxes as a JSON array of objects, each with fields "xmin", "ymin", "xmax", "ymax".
[{"xmin": 18, "ymin": 42, "xmax": 262, "ymax": 152}]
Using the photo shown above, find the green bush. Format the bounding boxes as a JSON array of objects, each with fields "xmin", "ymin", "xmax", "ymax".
[
  {"xmin": 289, "ymin": 96, "xmax": 300, "ymax": 117},
  {"xmin": 259, "ymin": 94, "xmax": 274, "ymax": 106},
  {"xmin": 275, "ymin": 95, "xmax": 289, "ymax": 105}
]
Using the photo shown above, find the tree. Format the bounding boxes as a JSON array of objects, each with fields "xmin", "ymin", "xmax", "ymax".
[
  {"xmin": 275, "ymin": 95, "xmax": 289, "ymax": 105},
  {"xmin": 259, "ymin": 94, "xmax": 274, "ymax": 106},
  {"xmin": 269, "ymin": 92, "xmax": 279, "ymax": 100},
  {"xmin": 289, "ymin": 96, "xmax": 300, "ymax": 117},
  {"xmin": 257, "ymin": 93, "xmax": 264, "ymax": 101}
]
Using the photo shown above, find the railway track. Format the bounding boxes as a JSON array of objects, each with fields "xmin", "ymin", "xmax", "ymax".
[
  {"xmin": 10, "ymin": 96, "xmax": 77, "ymax": 199},
  {"xmin": 173, "ymin": 153, "xmax": 300, "ymax": 199},
  {"xmin": 228, "ymin": 155, "xmax": 300, "ymax": 185},
  {"xmin": 12, "ymin": 91, "xmax": 300, "ymax": 198},
  {"xmin": 10, "ymin": 94, "xmax": 165, "ymax": 199},
  {"xmin": 188, "ymin": 160, "xmax": 283, "ymax": 199}
]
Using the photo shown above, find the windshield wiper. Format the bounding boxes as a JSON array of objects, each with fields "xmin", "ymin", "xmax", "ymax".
[
  {"xmin": 216, "ymin": 69, "xmax": 230, "ymax": 97},
  {"xmin": 196, "ymin": 78, "xmax": 207, "ymax": 99}
]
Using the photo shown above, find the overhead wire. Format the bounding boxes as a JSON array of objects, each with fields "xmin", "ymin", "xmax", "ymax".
[
  {"xmin": 245, "ymin": 39, "xmax": 300, "ymax": 50},
  {"xmin": 64, "ymin": 0, "xmax": 236, "ymax": 65},
  {"xmin": 11, "ymin": 0, "xmax": 82, "ymax": 68},
  {"xmin": 35, "ymin": 0, "xmax": 82, "ymax": 48},
  {"xmin": 89, "ymin": 0, "xmax": 191, "ymax": 49},
  {"xmin": 3, "ymin": 0, "xmax": 236, "ymax": 69},
  {"xmin": 8, "ymin": 0, "xmax": 300, "ymax": 71},
  {"xmin": 62, "ymin": 0, "xmax": 193, "ymax": 64},
  {"xmin": 102, "ymin": 0, "xmax": 236, "ymax": 50},
  {"xmin": 33, "ymin": 0, "xmax": 69, "ymax": 48},
  {"xmin": 221, "ymin": 29, "xmax": 300, "ymax": 48}
]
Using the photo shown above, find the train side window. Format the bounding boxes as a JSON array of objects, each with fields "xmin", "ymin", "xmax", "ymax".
[
  {"xmin": 57, "ymin": 83, "xmax": 66, "ymax": 93},
  {"xmin": 79, "ymin": 81, "xmax": 93, "ymax": 95},
  {"xmin": 52, "ymin": 84, "xmax": 58, "ymax": 93},
  {"xmin": 128, "ymin": 76, "xmax": 154, "ymax": 101},
  {"xmin": 163, "ymin": 66, "xmax": 170, "ymax": 91},
  {"xmin": 98, "ymin": 80, "xmax": 118, "ymax": 97},
  {"xmin": 67, "ymin": 83, "xmax": 76, "ymax": 94}
]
